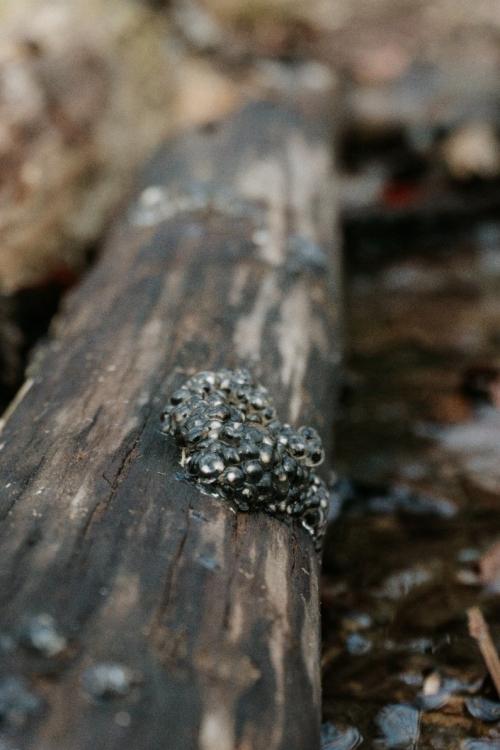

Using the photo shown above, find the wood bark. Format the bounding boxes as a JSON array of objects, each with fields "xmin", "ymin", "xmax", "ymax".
[{"xmin": 0, "ymin": 98, "xmax": 340, "ymax": 750}]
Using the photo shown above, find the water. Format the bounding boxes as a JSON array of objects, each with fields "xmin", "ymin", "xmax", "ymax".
[{"xmin": 321, "ymin": 218, "xmax": 500, "ymax": 748}]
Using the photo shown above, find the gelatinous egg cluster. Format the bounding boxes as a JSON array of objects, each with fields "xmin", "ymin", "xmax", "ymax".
[{"xmin": 161, "ymin": 368, "xmax": 329, "ymax": 548}]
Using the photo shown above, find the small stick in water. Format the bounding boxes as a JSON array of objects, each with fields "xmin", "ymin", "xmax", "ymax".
[{"xmin": 467, "ymin": 606, "xmax": 500, "ymax": 698}]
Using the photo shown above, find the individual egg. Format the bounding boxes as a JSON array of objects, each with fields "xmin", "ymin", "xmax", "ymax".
[
  {"xmin": 244, "ymin": 460, "xmax": 264, "ymax": 484},
  {"xmin": 185, "ymin": 425, "xmax": 208, "ymax": 445},
  {"xmin": 259, "ymin": 445, "xmax": 273, "ymax": 466},
  {"xmin": 238, "ymin": 441, "xmax": 260, "ymax": 460},
  {"xmin": 221, "ymin": 446, "xmax": 240, "ymax": 464},
  {"xmin": 222, "ymin": 466, "xmax": 245, "ymax": 488},
  {"xmin": 197, "ymin": 452, "xmax": 224, "ymax": 482}
]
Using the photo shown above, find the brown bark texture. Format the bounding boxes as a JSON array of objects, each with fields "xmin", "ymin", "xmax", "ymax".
[{"xmin": 0, "ymin": 96, "xmax": 340, "ymax": 750}]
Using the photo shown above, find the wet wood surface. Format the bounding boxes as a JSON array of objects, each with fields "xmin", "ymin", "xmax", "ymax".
[{"xmin": 0, "ymin": 98, "xmax": 340, "ymax": 750}]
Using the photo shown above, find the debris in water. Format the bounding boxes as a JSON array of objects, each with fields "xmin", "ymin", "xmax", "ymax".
[
  {"xmin": 399, "ymin": 672, "xmax": 424, "ymax": 687},
  {"xmin": 465, "ymin": 696, "xmax": 500, "ymax": 722},
  {"xmin": 82, "ymin": 663, "xmax": 139, "ymax": 700},
  {"xmin": 467, "ymin": 607, "xmax": 500, "ymax": 698},
  {"xmin": 383, "ymin": 637, "xmax": 434, "ymax": 655},
  {"xmin": 375, "ymin": 704, "xmax": 420, "ymax": 748},
  {"xmin": 415, "ymin": 691, "xmax": 450, "ymax": 711},
  {"xmin": 0, "ymin": 676, "xmax": 43, "ymax": 728},
  {"xmin": 415, "ymin": 687, "xmax": 450, "ymax": 711},
  {"xmin": 333, "ymin": 479, "xmax": 457, "ymax": 519},
  {"xmin": 341, "ymin": 612, "xmax": 373, "ymax": 632},
  {"xmin": 478, "ymin": 541, "xmax": 500, "ymax": 593},
  {"xmin": 462, "ymin": 366, "xmax": 500, "ymax": 409},
  {"xmin": 375, "ymin": 565, "xmax": 433, "ymax": 600},
  {"xmin": 20, "ymin": 613, "xmax": 67, "ymax": 657},
  {"xmin": 345, "ymin": 632, "xmax": 372, "ymax": 656},
  {"xmin": 458, "ymin": 548, "xmax": 481, "ymax": 563},
  {"xmin": 422, "ymin": 672, "xmax": 443, "ymax": 695},
  {"xmin": 456, "ymin": 567, "xmax": 482, "ymax": 586},
  {"xmin": 321, "ymin": 722, "xmax": 363, "ymax": 750},
  {"xmin": 415, "ymin": 671, "xmax": 450, "ymax": 711}
]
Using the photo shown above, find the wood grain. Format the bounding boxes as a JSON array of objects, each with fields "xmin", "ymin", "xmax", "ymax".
[{"xmin": 0, "ymin": 98, "xmax": 340, "ymax": 750}]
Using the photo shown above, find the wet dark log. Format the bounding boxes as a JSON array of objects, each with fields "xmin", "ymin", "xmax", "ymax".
[{"xmin": 0, "ymin": 98, "xmax": 340, "ymax": 750}]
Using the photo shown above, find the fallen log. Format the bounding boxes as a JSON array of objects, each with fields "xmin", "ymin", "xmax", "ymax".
[{"xmin": 0, "ymin": 96, "xmax": 340, "ymax": 749}]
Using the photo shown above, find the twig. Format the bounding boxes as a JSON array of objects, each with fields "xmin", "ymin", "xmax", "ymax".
[{"xmin": 467, "ymin": 606, "xmax": 500, "ymax": 698}]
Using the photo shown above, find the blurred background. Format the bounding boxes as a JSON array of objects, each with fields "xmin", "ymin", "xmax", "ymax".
[{"xmin": 2, "ymin": 1, "xmax": 500, "ymax": 747}]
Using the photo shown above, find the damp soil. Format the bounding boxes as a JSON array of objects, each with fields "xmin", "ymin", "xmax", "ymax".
[{"xmin": 321, "ymin": 135, "xmax": 500, "ymax": 748}]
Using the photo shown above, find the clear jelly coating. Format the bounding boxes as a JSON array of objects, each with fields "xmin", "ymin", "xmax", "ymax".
[{"xmin": 161, "ymin": 368, "xmax": 329, "ymax": 549}]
